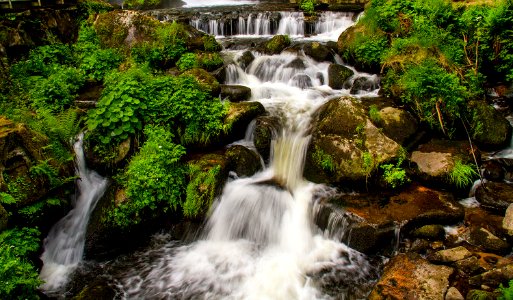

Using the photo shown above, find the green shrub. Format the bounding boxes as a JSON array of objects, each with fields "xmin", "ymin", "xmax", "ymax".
[
  {"xmin": 345, "ymin": 32, "xmax": 388, "ymax": 72},
  {"xmin": 109, "ymin": 126, "xmax": 186, "ymax": 227},
  {"xmin": 299, "ymin": 0, "xmax": 316, "ymax": 14},
  {"xmin": 177, "ymin": 53, "xmax": 198, "ymax": 71},
  {"xmin": 381, "ymin": 163, "xmax": 409, "ymax": 188},
  {"xmin": 196, "ymin": 52, "xmax": 224, "ymax": 71},
  {"xmin": 499, "ymin": 279, "xmax": 513, "ymax": 300},
  {"xmin": 368, "ymin": 105, "xmax": 381, "ymax": 124},
  {"xmin": 10, "ymin": 44, "xmax": 73, "ymax": 78},
  {"xmin": 202, "ymin": 35, "xmax": 221, "ymax": 52},
  {"xmin": 449, "ymin": 160, "xmax": 478, "ymax": 188},
  {"xmin": 123, "ymin": 0, "xmax": 161, "ymax": 9},
  {"xmin": 0, "ymin": 227, "xmax": 42, "ymax": 300}
]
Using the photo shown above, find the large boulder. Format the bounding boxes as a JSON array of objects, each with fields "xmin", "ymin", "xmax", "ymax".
[
  {"xmin": 369, "ymin": 253, "xmax": 453, "ymax": 300},
  {"xmin": 225, "ymin": 145, "xmax": 262, "ymax": 177},
  {"xmin": 220, "ymin": 102, "xmax": 266, "ymax": 145},
  {"xmin": 469, "ymin": 100, "xmax": 512, "ymax": 149},
  {"xmin": 183, "ymin": 68, "xmax": 221, "ymax": 96},
  {"xmin": 428, "ymin": 246, "xmax": 473, "ymax": 264},
  {"xmin": 373, "ymin": 106, "xmax": 418, "ymax": 145},
  {"xmin": 328, "ymin": 64, "xmax": 354, "ymax": 89},
  {"xmin": 259, "ymin": 35, "xmax": 291, "ymax": 55},
  {"xmin": 470, "ymin": 227, "xmax": 511, "ymax": 254},
  {"xmin": 410, "ymin": 140, "xmax": 478, "ymax": 189},
  {"xmin": 475, "ymin": 182, "xmax": 513, "ymax": 212},
  {"xmin": 237, "ymin": 50, "xmax": 255, "ymax": 69},
  {"xmin": 349, "ymin": 76, "xmax": 378, "ymax": 94},
  {"xmin": 253, "ymin": 116, "xmax": 280, "ymax": 161},
  {"xmin": 220, "ymin": 84, "xmax": 251, "ymax": 102},
  {"xmin": 303, "ymin": 42, "xmax": 333, "ymax": 62},
  {"xmin": 503, "ymin": 204, "xmax": 513, "ymax": 235},
  {"xmin": 304, "ymin": 96, "xmax": 402, "ymax": 185}
]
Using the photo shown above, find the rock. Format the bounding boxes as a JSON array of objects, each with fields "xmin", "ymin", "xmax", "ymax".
[
  {"xmin": 411, "ymin": 140, "xmax": 478, "ymax": 189},
  {"xmin": 212, "ymin": 66, "xmax": 226, "ymax": 83},
  {"xmin": 304, "ymin": 97, "xmax": 402, "ymax": 185},
  {"xmin": 465, "ymin": 290, "xmax": 497, "ymax": 300},
  {"xmin": 0, "ymin": 204, "xmax": 7, "ymax": 231},
  {"xmin": 469, "ymin": 264, "xmax": 513, "ymax": 287},
  {"xmin": 413, "ymin": 225, "xmax": 446, "ymax": 240},
  {"xmin": 253, "ymin": 116, "xmax": 280, "ymax": 161},
  {"xmin": 328, "ymin": 64, "xmax": 354, "ymax": 89},
  {"xmin": 469, "ymin": 100, "xmax": 512, "ymax": 149},
  {"xmin": 445, "ymin": 287, "xmax": 464, "ymax": 300},
  {"xmin": 285, "ymin": 57, "xmax": 305, "ymax": 69},
  {"xmin": 470, "ymin": 227, "xmax": 511, "ymax": 254},
  {"xmin": 482, "ymin": 160, "xmax": 505, "ymax": 181},
  {"xmin": 73, "ymin": 281, "xmax": 116, "ymax": 300},
  {"xmin": 475, "ymin": 182, "xmax": 513, "ymax": 212},
  {"xmin": 503, "ymin": 204, "xmax": 513, "ymax": 236},
  {"xmin": 290, "ymin": 74, "xmax": 313, "ymax": 89},
  {"xmin": 237, "ymin": 50, "xmax": 255, "ymax": 69},
  {"xmin": 303, "ymin": 42, "xmax": 333, "ymax": 62},
  {"xmin": 429, "ymin": 246, "xmax": 473, "ymax": 264},
  {"xmin": 376, "ymin": 107, "xmax": 418, "ymax": 145},
  {"xmin": 220, "ymin": 85, "xmax": 251, "ymax": 102},
  {"xmin": 368, "ymin": 253, "xmax": 453, "ymax": 300},
  {"xmin": 350, "ymin": 76, "xmax": 378, "ymax": 94},
  {"xmin": 455, "ymin": 256, "xmax": 485, "ymax": 276},
  {"xmin": 337, "ymin": 24, "xmax": 384, "ymax": 73},
  {"xmin": 221, "ymin": 102, "xmax": 266, "ymax": 144},
  {"xmin": 260, "ymin": 35, "xmax": 291, "ymax": 55},
  {"xmin": 85, "ymin": 137, "xmax": 133, "ymax": 176},
  {"xmin": 225, "ymin": 145, "xmax": 262, "ymax": 177},
  {"xmin": 182, "ymin": 68, "xmax": 221, "ymax": 96}
]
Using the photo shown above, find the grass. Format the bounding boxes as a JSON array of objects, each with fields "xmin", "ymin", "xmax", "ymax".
[{"xmin": 449, "ymin": 159, "xmax": 479, "ymax": 188}]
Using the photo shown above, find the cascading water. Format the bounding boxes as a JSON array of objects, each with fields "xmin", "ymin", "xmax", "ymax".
[
  {"xmin": 110, "ymin": 13, "xmax": 379, "ymax": 299},
  {"xmin": 40, "ymin": 133, "xmax": 108, "ymax": 292}
]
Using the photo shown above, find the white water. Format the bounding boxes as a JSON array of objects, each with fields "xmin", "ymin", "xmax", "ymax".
[
  {"xmin": 183, "ymin": 0, "xmax": 257, "ymax": 7},
  {"xmin": 491, "ymin": 115, "xmax": 513, "ymax": 159},
  {"xmin": 40, "ymin": 133, "xmax": 108, "ymax": 292},
  {"xmin": 191, "ymin": 11, "xmax": 355, "ymax": 40}
]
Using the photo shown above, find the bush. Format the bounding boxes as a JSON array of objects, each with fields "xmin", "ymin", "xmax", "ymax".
[
  {"xmin": 499, "ymin": 279, "xmax": 513, "ymax": 300},
  {"xmin": 299, "ymin": 0, "xmax": 316, "ymax": 14},
  {"xmin": 109, "ymin": 126, "xmax": 186, "ymax": 227},
  {"xmin": 177, "ymin": 53, "xmax": 198, "ymax": 71},
  {"xmin": 0, "ymin": 227, "xmax": 42, "ymax": 300},
  {"xmin": 123, "ymin": 0, "xmax": 161, "ymax": 9},
  {"xmin": 380, "ymin": 163, "xmax": 408, "ymax": 188}
]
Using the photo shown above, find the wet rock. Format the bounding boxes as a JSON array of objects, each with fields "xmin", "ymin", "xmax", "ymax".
[
  {"xmin": 445, "ymin": 287, "xmax": 464, "ymax": 300},
  {"xmin": 482, "ymin": 160, "xmax": 505, "ymax": 181},
  {"xmin": 212, "ymin": 66, "xmax": 226, "ymax": 84},
  {"xmin": 328, "ymin": 64, "xmax": 354, "ymax": 89},
  {"xmin": 225, "ymin": 145, "xmax": 262, "ymax": 177},
  {"xmin": 290, "ymin": 74, "xmax": 313, "ymax": 89},
  {"xmin": 350, "ymin": 76, "xmax": 378, "ymax": 94},
  {"xmin": 182, "ymin": 68, "xmax": 221, "ymax": 96},
  {"xmin": 73, "ymin": 281, "xmax": 116, "ymax": 300},
  {"xmin": 304, "ymin": 96, "xmax": 402, "ymax": 185},
  {"xmin": 429, "ymin": 246, "xmax": 473, "ymax": 264},
  {"xmin": 259, "ymin": 35, "xmax": 291, "ymax": 55},
  {"xmin": 220, "ymin": 85, "xmax": 251, "ymax": 102},
  {"xmin": 469, "ymin": 264, "xmax": 513, "ymax": 287},
  {"xmin": 253, "ymin": 116, "xmax": 279, "ymax": 161},
  {"xmin": 470, "ymin": 227, "xmax": 511, "ymax": 254},
  {"xmin": 285, "ymin": 57, "xmax": 305, "ymax": 69},
  {"xmin": 376, "ymin": 107, "xmax": 418, "ymax": 145},
  {"xmin": 503, "ymin": 204, "xmax": 513, "ymax": 236},
  {"xmin": 0, "ymin": 204, "xmax": 7, "ymax": 231},
  {"xmin": 237, "ymin": 50, "xmax": 255, "ymax": 70},
  {"xmin": 369, "ymin": 253, "xmax": 453, "ymax": 300},
  {"xmin": 413, "ymin": 225, "xmax": 446, "ymax": 241},
  {"xmin": 455, "ymin": 256, "xmax": 485, "ymax": 276},
  {"xmin": 475, "ymin": 182, "xmax": 513, "ymax": 212},
  {"xmin": 303, "ymin": 41, "xmax": 333, "ymax": 62},
  {"xmin": 465, "ymin": 290, "xmax": 497, "ymax": 300},
  {"xmin": 337, "ymin": 24, "xmax": 383, "ymax": 73},
  {"xmin": 469, "ymin": 100, "xmax": 512, "ymax": 150},
  {"xmin": 220, "ymin": 102, "xmax": 266, "ymax": 145},
  {"xmin": 411, "ymin": 140, "xmax": 478, "ymax": 189}
]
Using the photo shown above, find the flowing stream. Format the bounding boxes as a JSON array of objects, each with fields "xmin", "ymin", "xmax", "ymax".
[{"xmin": 40, "ymin": 133, "xmax": 108, "ymax": 292}]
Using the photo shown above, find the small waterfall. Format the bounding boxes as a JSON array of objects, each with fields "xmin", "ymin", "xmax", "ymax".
[
  {"xmin": 190, "ymin": 11, "xmax": 355, "ymax": 38},
  {"xmin": 40, "ymin": 133, "xmax": 108, "ymax": 292}
]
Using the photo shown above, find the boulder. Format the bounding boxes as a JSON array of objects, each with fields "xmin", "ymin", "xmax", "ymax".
[
  {"xmin": 428, "ymin": 246, "xmax": 473, "ymax": 264},
  {"xmin": 482, "ymin": 160, "xmax": 505, "ymax": 181},
  {"xmin": 413, "ymin": 225, "xmax": 446, "ymax": 241},
  {"xmin": 445, "ymin": 287, "xmax": 464, "ymax": 300},
  {"xmin": 464, "ymin": 290, "xmax": 497, "ymax": 300},
  {"xmin": 220, "ymin": 85, "xmax": 251, "ymax": 102},
  {"xmin": 303, "ymin": 42, "xmax": 333, "ymax": 62},
  {"xmin": 253, "ymin": 116, "xmax": 280, "ymax": 161},
  {"xmin": 410, "ymin": 140, "xmax": 478, "ymax": 189},
  {"xmin": 369, "ymin": 253, "xmax": 453, "ymax": 300},
  {"xmin": 85, "ymin": 137, "xmax": 133, "ymax": 177},
  {"xmin": 304, "ymin": 96, "xmax": 402, "ymax": 185},
  {"xmin": 503, "ymin": 204, "xmax": 513, "ymax": 236},
  {"xmin": 0, "ymin": 204, "xmax": 7, "ymax": 231},
  {"xmin": 469, "ymin": 100, "xmax": 512, "ymax": 149},
  {"xmin": 221, "ymin": 102, "xmax": 266, "ymax": 144},
  {"xmin": 225, "ymin": 145, "xmax": 262, "ymax": 177},
  {"xmin": 455, "ymin": 256, "xmax": 485, "ymax": 276},
  {"xmin": 285, "ymin": 57, "xmax": 305, "ymax": 69},
  {"xmin": 470, "ymin": 227, "xmax": 511, "ymax": 254},
  {"xmin": 290, "ymin": 74, "xmax": 313, "ymax": 89},
  {"xmin": 328, "ymin": 64, "xmax": 354, "ymax": 89},
  {"xmin": 259, "ymin": 35, "xmax": 291, "ymax": 55},
  {"xmin": 182, "ymin": 68, "xmax": 221, "ymax": 96},
  {"xmin": 237, "ymin": 50, "xmax": 255, "ymax": 70},
  {"xmin": 350, "ymin": 76, "xmax": 378, "ymax": 94},
  {"xmin": 469, "ymin": 264, "xmax": 513, "ymax": 288},
  {"xmin": 375, "ymin": 107, "xmax": 418, "ymax": 145},
  {"xmin": 475, "ymin": 182, "xmax": 513, "ymax": 212}
]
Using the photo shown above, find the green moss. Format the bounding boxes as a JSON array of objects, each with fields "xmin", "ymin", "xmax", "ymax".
[
  {"xmin": 264, "ymin": 35, "xmax": 291, "ymax": 54},
  {"xmin": 313, "ymin": 146, "xmax": 335, "ymax": 172}
]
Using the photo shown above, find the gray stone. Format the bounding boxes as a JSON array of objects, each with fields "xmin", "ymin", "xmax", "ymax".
[
  {"xmin": 445, "ymin": 287, "xmax": 464, "ymax": 300},
  {"xmin": 429, "ymin": 246, "xmax": 473, "ymax": 264}
]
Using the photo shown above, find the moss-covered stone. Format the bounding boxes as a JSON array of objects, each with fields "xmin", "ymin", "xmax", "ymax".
[
  {"xmin": 469, "ymin": 100, "xmax": 512, "ymax": 150},
  {"xmin": 183, "ymin": 68, "xmax": 220, "ymax": 96},
  {"xmin": 222, "ymin": 102, "xmax": 266, "ymax": 144},
  {"xmin": 303, "ymin": 42, "xmax": 333, "ymax": 62},
  {"xmin": 261, "ymin": 35, "xmax": 291, "ymax": 55},
  {"xmin": 413, "ymin": 224, "xmax": 446, "ymax": 241},
  {"xmin": 328, "ymin": 63, "xmax": 354, "ymax": 89},
  {"xmin": 225, "ymin": 145, "xmax": 262, "ymax": 177},
  {"xmin": 73, "ymin": 282, "xmax": 116, "ymax": 300},
  {"xmin": 254, "ymin": 116, "xmax": 280, "ymax": 161},
  {"xmin": 220, "ymin": 85, "xmax": 251, "ymax": 102},
  {"xmin": 465, "ymin": 290, "xmax": 498, "ymax": 300}
]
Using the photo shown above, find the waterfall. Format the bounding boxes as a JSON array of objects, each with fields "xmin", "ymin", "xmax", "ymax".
[{"xmin": 40, "ymin": 133, "xmax": 108, "ymax": 292}]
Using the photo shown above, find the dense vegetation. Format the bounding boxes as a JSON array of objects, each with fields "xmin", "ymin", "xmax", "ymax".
[{"xmin": 340, "ymin": 0, "xmax": 513, "ymax": 140}]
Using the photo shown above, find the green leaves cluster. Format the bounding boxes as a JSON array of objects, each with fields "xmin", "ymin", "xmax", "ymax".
[
  {"xmin": 299, "ymin": 0, "xmax": 316, "ymax": 14},
  {"xmin": 109, "ymin": 125, "xmax": 186, "ymax": 227},
  {"xmin": 184, "ymin": 164, "xmax": 221, "ymax": 218},
  {"xmin": 0, "ymin": 227, "xmax": 42, "ymax": 300},
  {"xmin": 449, "ymin": 160, "xmax": 478, "ymax": 189}
]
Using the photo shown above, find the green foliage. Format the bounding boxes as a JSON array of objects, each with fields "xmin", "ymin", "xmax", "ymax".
[
  {"xmin": 202, "ymin": 35, "xmax": 221, "ymax": 52},
  {"xmin": 10, "ymin": 44, "xmax": 74, "ymax": 78},
  {"xmin": 184, "ymin": 164, "xmax": 221, "ymax": 217},
  {"xmin": 177, "ymin": 53, "xmax": 198, "ymax": 71},
  {"xmin": 77, "ymin": 0, "xmax": 113, "ymax": 16},
  {"xmin": 3, "ymin": 175, "xmax": 31, "ymax": 205},
  {"xmin": 499, "ymin": 279, "xmax": 513, "ymax": 300},
  {"xmin": 449, "ymin": 159, "xmax": 479, "ymax": 189},
  {"xmin": 18, "ymin": 198, "xmax": 63, "ymax": 224},
  {"xmin": 368, "ymin": 105, "xmax": 381, "ymax": 124},
  {"xmin": 123, "ymin": 0, "xmax": 161, "ymax": 9},
  {"xmin": 29, "ymin": 160, "xmax": 61, "ymax": 188},
  {"xmin": 0, "ymin": 193, "xmax": 16, "ymax": 205},
  {"xmin": 195, "ymin": 52, "xmax": 224, "ymax": 71},
  {"xmin": 0, "ymin": 227, "xmax": 42, "ymax": 300},
  {"xmin": 381, "ymin": 163, "xmax": 409, "ymax": 188},
  {"xmin": 109, "ymin": 126, "xmax": 186, "ymax": 227},
  {"xmin": 313, "ymin": 146, "xmax": 335, "ymax": 172},
  {"xmin": 346, "ymin": 32, "xmax": 388, "ymax": 72},
  {"xmin": 299, "ymin": 0, "xmax": 316, "ymax": 14}
]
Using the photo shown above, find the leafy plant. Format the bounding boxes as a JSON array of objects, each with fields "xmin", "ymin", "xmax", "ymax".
[
  {"xmin": 299, "ymin": 0, "xmax": 316, "ymax": 14},
  {"xmin": 381, "ymin": 163, "xmax": 409, "ymax": 188},
  {"xmin": 313, "ymin": 146, "xmax": 335, "ymax": 172},
  {"xmin": 0, "ymin": 227, "xmax": 42, "ymax": 300},
  {"xmin": 368, "ymin": 105, "xmax": 382, "ymax": 124},
  {"xmin": 499, "ymin": 279, "xmax": 513, "ymax": 300},
  {"xmin": 184, "ymin": 164, "xmax": 221, "ymax": 217},
  {"xmin": 177, "ymin": 53, "xmax": 198, "ymax": 71},
  {"xmin": 449, "ymin": 159, "xmax": 479, "ymax": 188},
  {"xmin": 202, "ymin": 35, "xmax": 221, "ymax": 52}
]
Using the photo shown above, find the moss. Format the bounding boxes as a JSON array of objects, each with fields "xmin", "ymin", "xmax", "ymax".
[
  {"xmin": 182, "ymin": 68, "xmax": 220, "ymax": 95},
  {"xmin": 470, "ymin": 100, "xmax": 512, "ymax": 149},
  {"xmin": 264, "ymin": 35, "xmax": 291, "ymax": 55},
  {"xmin": 94, "ymin": 12, "xmax": 130, "ymax": 50}
]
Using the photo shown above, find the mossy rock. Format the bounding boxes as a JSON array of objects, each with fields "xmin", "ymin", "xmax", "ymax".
[
  {"xmin": 195, "ymin": 52, "xmax": 224, "ymax": 72},
  {"xmin": 412, "ymin": 224, "xmax": 445, "ymax": 240},
  {"xmin": 220, "ymin": 102, "xmax": 266, "ymax": 144},
  {"xmin": 0, "ymin": 204, "xmax": 7, "ymax": 231},
  {"xmin": 237, "ymin": 50, "xmax": 255, "ymax": 69},
  {"xmin": 220, "ymin": 84, "xmax": 251, "ymax": 102},
  {"xmin": 328, "ymin": 63, "xmax": 354, "ymax": 89},
  {"xmin": 183, "ymin": 68, "xmax": 220, "ymax": 96},
  {"xmin": 465, "ymin": 290, "xmax": 498, "ymax": 300},
  {"xmin": 254, "ymin": 116, "xmax": 280, "ymax": 161},
  {"xmin": 73, "ymin": 282, "xmax": 116, "ymax": 300},
  {"xmin": 303, "ymin": 42, "xmax": 333, "ymax": 62},
  {"xmin": 469, "ymin": 100, "xmax": 512, "ymax": 150},
  {"xmin": 260, "ymin": 35, "xmax": 291, "ymax": 55},
  {"xmin": 375, "ymin": 106, "xmax": 418, "ymax": 145},
  {"xmin": 225, "ymin": 145, "xmax": 262, "ymax": 177}
]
